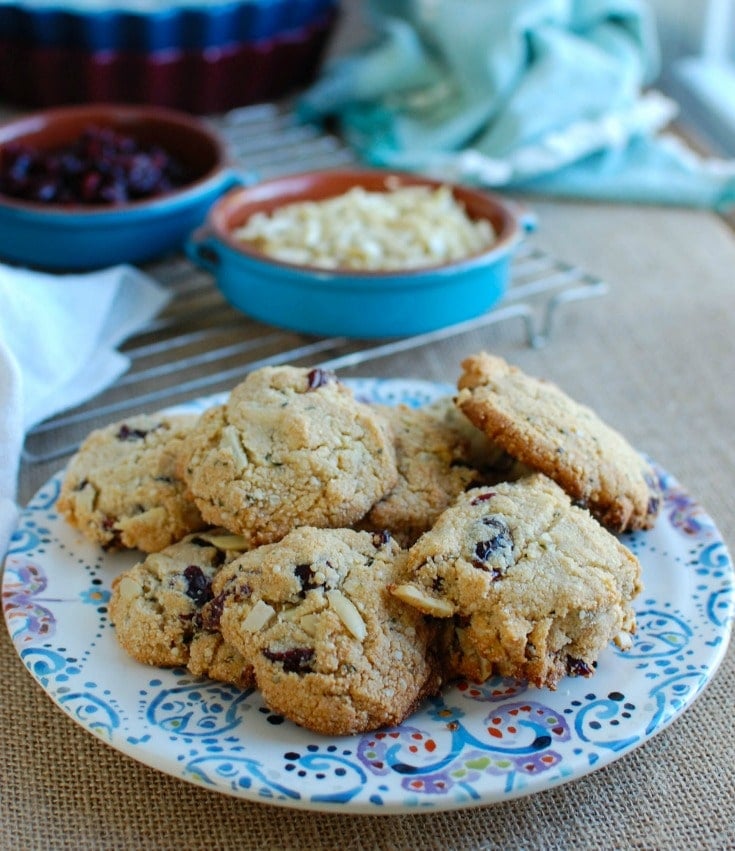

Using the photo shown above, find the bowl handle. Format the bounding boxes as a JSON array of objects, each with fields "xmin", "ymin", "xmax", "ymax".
[
  {"xmin": 506, "ymin": 199, "xmax": 538, "ymax": 234},
  {"xmin": 221, "ymin": 166, "xmax": 259, "ymax": 190},
  {"xmin": 186, "ymin": 228, "xmax": 221, "ymax": 274}
]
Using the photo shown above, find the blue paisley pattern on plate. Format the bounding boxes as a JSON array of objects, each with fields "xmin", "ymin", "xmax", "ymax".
[{"xmin": 2, "ymin": 379, "xmax": 733, "ymax": 814}]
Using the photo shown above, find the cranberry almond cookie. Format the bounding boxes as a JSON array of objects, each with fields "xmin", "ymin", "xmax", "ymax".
[
  {"xmin": 358, "ymin": 403, "xmax": 488, "ymax": 548},
  {"xmin": 56, "ymin": 413, "xmax": 206, "ymax": 552},
  {"xmin": 179, "ymin": 366, "xmax": 398, "ymax": 547},
  {"xmin": 213, "ymin": 526, "xmax": 443, "ymax": 735},
  {"xmin": 391, "ymin": 474, "xmax": 642, "ymax": 690},
  {"xmin": 360, "ymin": 399, "xmax": 530, "ymax": 548},
  {"xmin": 455, "ymin": 352, "xmax": 661, "ymax": 532},
  {"xmin": 109, "ymin": 529, "xmax": 253, "ymax": 688},
  {"xmin": 423, "ymin": 395, "xmax": 534, "ymax": 483}
]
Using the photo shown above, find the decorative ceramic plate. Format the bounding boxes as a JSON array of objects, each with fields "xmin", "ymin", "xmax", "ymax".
[{"xmin": 3, "ymin": 379, "xmax": 733, "ymax": 814}]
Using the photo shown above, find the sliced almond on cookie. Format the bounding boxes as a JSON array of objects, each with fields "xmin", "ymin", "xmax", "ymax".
[
  {"xmin": 326, "ymin": 589, "xmax": 367, "ymax": 640},
  {"xmin": 242, "ymin": 599, "xmax": 276, "ymax": 632},
  {"xmin": 390, "ymin": 583, "xmax": 455, "ymax": 617}
]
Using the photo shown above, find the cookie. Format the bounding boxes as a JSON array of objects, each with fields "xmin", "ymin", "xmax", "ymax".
[
  {"xmin": 212, "ymin": 526, "xmax": 442, "ymax": 735},
  {"xmin": 187, "ymin": 629, "xmax": 253, "ymax": 689},
  {"xmin": 179, "ymin": 366, "xmax": 398, "ymax": 547},
  {"xmin": 56, "ymin": 413, "xmax": 205, "ymax": 552},
  {"xmin": 359, "ymin": 401, "xmax": 522, "ymax": 547},
  {"xmin": 109, "ymin": 530, "xmax": 254, "ymax": 688},
  {"xmin": 423, "ymin": 395, "xmax": 533, "ymax": 481},
  {"xmin": 391, "ymin": 474, "xmax": 642, "ymax": 690},
  {"xmin": 456, "ymin": 352, "xmax": 661, "ymax": 532}
]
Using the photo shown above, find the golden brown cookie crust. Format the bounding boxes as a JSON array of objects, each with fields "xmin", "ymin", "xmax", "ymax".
[
  {"xmin": 188, "ymin": 631, "xmax": 253, "ymax": 689},
  {"xmin": 180, "ymin": 366, "xmax": 398, "ymax": 547},
  {"xmin": 212, "ymin": 526, "xmax": 442, "ymax": 735},
  {"xmin": 109, "ymin": 531, "xmax": 254, "ymax": 688},
  {"xmin": 392, "ymin": 474, "xmax": 642, "ymax": 690},
  {"xmin": 359, "ymin": 403, "xmax": 486, "ymax": 547},
  {"xmin": 56, "ymin": 413, "xmax": 205, "ymax": 552},
  {"xmin": 456, "ymin": 352, "xmax": 661, "ymax": 532}
]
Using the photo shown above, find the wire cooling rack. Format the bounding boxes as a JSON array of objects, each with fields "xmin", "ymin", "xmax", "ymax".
[{"xmin": 22, "ymin": 103, "xmax": 608, "ymax": 468}]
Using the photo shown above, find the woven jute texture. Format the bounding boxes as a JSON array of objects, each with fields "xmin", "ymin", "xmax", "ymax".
[{"xmin": 2, "ymin": 202, "xmax": 734, "ymax": 850}]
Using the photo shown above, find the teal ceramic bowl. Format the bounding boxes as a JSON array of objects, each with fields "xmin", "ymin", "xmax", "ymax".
[
  {"xmin": 186, "ymin": 168, "xmax": 524, "ymax": 339},
  {"xmin": 0, "ymin": 103, "xmax": 238, "ymax": 270}
]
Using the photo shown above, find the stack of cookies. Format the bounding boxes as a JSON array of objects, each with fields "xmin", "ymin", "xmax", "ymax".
[{"xmin": 56, "ymin": 353, "xmax": 660, "ymax": 736}]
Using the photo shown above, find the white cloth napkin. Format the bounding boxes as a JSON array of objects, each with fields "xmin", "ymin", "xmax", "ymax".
[{"xmin": 0, "ymin": 263, "xmax": 170, "ymax": 558}]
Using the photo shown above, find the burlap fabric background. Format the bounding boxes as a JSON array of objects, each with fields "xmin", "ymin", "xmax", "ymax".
[{"xmin": 2, "ymin": 200, "xmax": 733, "ymax": 850}]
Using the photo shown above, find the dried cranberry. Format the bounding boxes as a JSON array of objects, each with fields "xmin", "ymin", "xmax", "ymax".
[
  {"xmin": 183, "ymin": 565, "xmax": 213, "ymax": 607},
  {"xmin": 263, "ymin": 646, "xmax": 314, "ymax": 673},
  {"xmin": 101, "ymin": 528, "xmax": 123, "ymax": 551},
  {"xmin": 567, "ymin": 657, "xmax": 594, "ymax": 677},
  {"xmin": 81, "ymin": 170, "xmax": 102, "ymax": 201},
  {"xmin": 0, "ymin": 124, "xmax": 190, "ymax": 206},
  {"xmin": 193, "ymin": 591, "xmax": 227, "ymax": 631},
  {"xmin": 127, "ymin": 153, "xmax": 164, "ymax": 195},
  {"xmin": 116, "ymin": 424, "xmax": 148, "ymax": 441},
  {"xmin": 372, "ymin": 530, "xmax": 391, "ymax": 547},
  {"xmin": 231, "ymin": 582, "xmax": 252, "ymax": 603},
  {"xmin": 294, "ymin": 564, "xmax": 323, "ymax": 596},
  {"xmin": 306, "ymin": 368, "xmax": 337, "ymax": 390},
  {"xmin": 470, "ymin": 492, "xmax": 495, "ymax": 506},
  {"xmin": 471, "ymin": 516, "xmax": 513, "ymax": 577}
]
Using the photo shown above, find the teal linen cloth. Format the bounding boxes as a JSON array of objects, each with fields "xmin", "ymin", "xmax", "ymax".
[{"xmin": 299, "ymin": 0, "xmax": 735, "ymax": 210}]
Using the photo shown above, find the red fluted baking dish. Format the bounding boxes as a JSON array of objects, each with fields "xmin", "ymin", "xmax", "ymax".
[{"xmin": 0, "ymin": 2, "xmax": 338, "ymax": 114}]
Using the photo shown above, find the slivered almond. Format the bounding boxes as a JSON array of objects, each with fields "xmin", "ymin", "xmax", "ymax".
[
  {"xmin": 75, "ymin": 483, "xmax": 97, "ymax": 513},
  {"xmin": 280, "ymin": 605, "xmax": 300, "ymax": 623},
  {"xmin": 196, "ymin": 531, "xmax": 249, "ymax": 551},
  {"xmin": 326, "ymin": 589, "xmax": 366, "ymax": 640},
  {"xmin": 117, "ymin": 575, "xmax": 140, "ymax": 603},
  {"xmin": 126, "ymin": 506, "xmax": 165, "ymax": 525},
  {"xmin": 222, "ymin": 425, "xmax": 249, "ymax": 469},
  {"xmin": 242, "ymin": 599, "xmax": 276, "ymax": 632},
  {"xmin": 614, "ymin": 630, "xmax": 633, "ymax": 651},
  {"xmin": 390, "ymin": 583, "xmax": 454, "ymax": 617}
]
